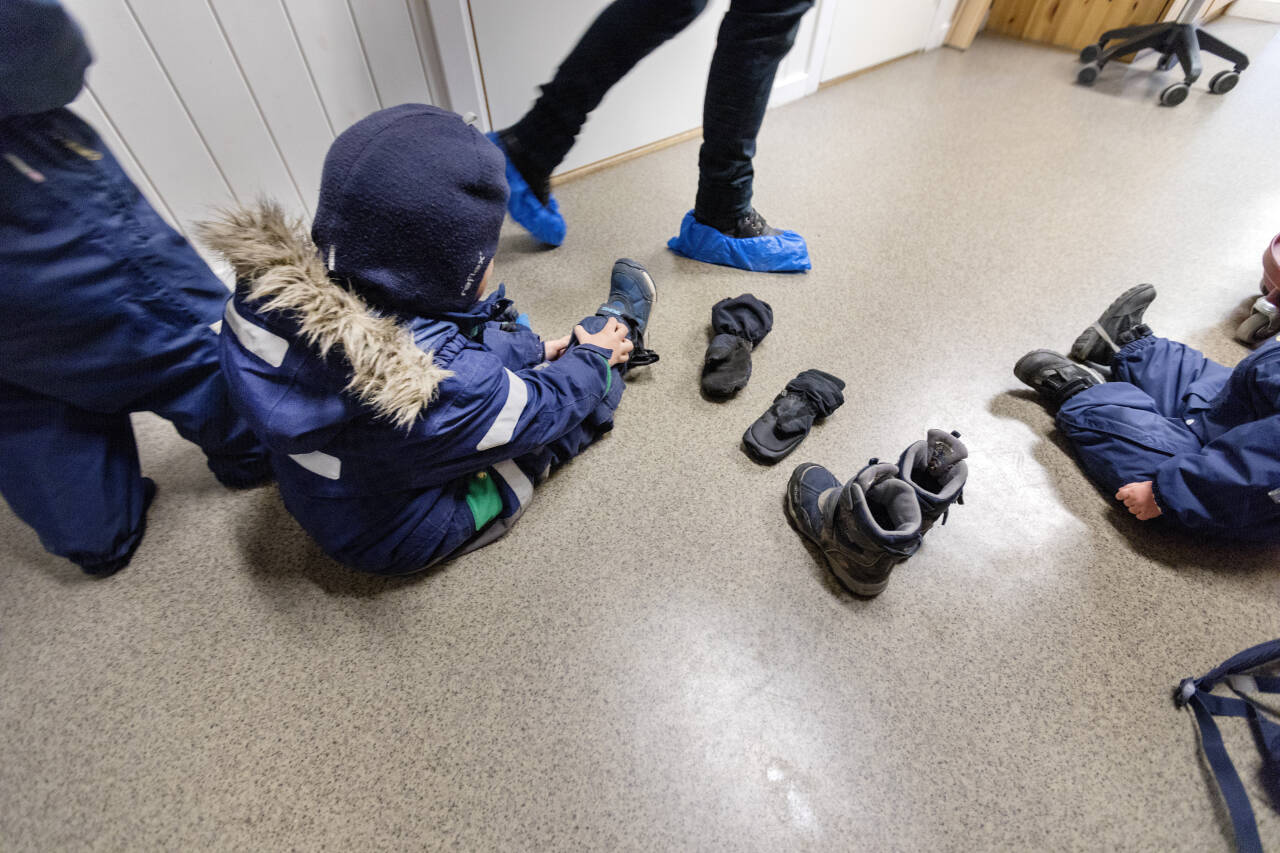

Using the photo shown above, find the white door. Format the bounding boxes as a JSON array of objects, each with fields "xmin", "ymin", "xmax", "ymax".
[{"xmin": 820, "ymin": 0, "xmax": 941, "ymax": 82}]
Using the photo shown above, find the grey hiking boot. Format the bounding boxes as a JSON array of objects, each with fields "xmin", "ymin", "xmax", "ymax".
[
  {"xmin": 1014, "ymin": 349, "xmax": 1104, "ymax": 409},
  {"xmin": 785, "ymin": 461, "xmax": 923, "ymax": 597},
  {"xmin": 597, "ymin": 258, "xmax": 659, "ymax": 368},
  {"xmin": 897, "ymin": 430, "xmax": 968, "ymax": 534},
  {"xmin": 1069, "ymin": 284, "xmax": 1156, "ymax": 365}
]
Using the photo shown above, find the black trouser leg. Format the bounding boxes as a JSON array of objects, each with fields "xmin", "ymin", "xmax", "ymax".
[
  {"xmin": 694, "ymin": 0, "xmax": 814, "ymax": 225},
  {"xmin": 505, "ymin": 0, "xmax": 711, "ymax": 177}
]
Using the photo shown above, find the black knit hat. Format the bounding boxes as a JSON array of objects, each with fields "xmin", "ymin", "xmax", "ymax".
[{"xmin": 311, "ymin": 104, "xmax": 509, "ymax": 315}]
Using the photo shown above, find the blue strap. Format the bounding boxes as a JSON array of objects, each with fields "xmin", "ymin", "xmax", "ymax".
[
  {"xmin": 1177, "ymin": 639, "xmax": 1280, "ymax": 853},
  {"xmin": 1199, "ymin": 639, "xmax": 1280, "ymax": 691},
  {"xmin": 1185, "ymin": 691, "xmax": 1264, "ymax": 853}
]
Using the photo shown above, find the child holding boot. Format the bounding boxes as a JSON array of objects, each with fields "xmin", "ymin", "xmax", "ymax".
[
  {"xmin": 202, "ymin": 105, "xmax": 658, "ymax": 574},
  {"xmin": 1015, "ymin": 285, "xmax": 1280, "ymax": 541}
]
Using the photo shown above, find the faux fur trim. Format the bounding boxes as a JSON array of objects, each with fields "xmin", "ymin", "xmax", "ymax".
[{"xmin": 197, "ymin": 200, "xmax": 452, "ymax": 429}]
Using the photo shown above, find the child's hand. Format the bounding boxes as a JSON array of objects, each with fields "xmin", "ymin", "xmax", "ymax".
[
  {"xmin": 574, "ymin": 318, "xmax": 634, "ymax": 367},
  {"xmin": 544, "ymin": 334, "xmax": 571, "ymax": 362},
  {"xmin": 1116, "ymin": 481, "xmax": 1162, "ymax": 520}
]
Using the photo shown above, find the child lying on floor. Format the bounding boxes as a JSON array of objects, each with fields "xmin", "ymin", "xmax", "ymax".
[
  {"xmin": 201, "ymin": 105, "xmax": 657, "ymax": 574},
  {"xmin": 1015, "ymin": 284, "xmax": 1280, "ymax": 541}
]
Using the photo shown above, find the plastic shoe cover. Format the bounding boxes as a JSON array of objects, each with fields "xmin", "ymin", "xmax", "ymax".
[
  {"xmin": 667, "ymin": 211, "xmax": 810, "ymax": 273},
  {"xmin": 486, "ymin": 132, "xmax": 565, "ymax": 246}
]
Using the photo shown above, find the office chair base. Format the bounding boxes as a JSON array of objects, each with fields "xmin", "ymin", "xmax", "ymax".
[{"xmin": 1075, "ymin": 20, "xmax": 1249, "ymax": 105}]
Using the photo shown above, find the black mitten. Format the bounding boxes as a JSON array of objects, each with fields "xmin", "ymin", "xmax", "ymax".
[
  {"xmin": 701, "ymin": 294, "xmax": 773, "ymax": 398},
  {"xmin": 742, "ymin": 369, "xmax": 845, "ymax": 464}
]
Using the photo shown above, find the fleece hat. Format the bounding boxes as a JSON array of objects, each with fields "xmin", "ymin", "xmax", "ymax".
[{"xmin": 311, "ymin": 104, "xmax": 509, "ymax": 316}]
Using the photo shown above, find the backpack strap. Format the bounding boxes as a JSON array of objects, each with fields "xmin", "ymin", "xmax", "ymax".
[{"xmin": 1176, "ymin": 639, "xmax": 1280, "ymax": 853}]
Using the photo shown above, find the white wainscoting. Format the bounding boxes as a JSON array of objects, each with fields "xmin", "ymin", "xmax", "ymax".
[{"xmin": 62, "ymin": 0, "xmax": 440, "ymax": 250}]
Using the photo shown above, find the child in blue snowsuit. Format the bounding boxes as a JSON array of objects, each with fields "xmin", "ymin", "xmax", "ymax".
[
  {"xmin": 0, "ymin": 0, "xmax": 270, "ymax": 576},
  {"xmin": 201, "ymin": 105, "xmax": 657, "ymax": 574},
  {"xmin": 1015, "ymin": 285, "xmax": 1280, "ymax": 542}
]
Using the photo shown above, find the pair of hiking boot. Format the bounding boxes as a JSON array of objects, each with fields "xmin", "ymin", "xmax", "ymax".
[
  {"xmin": 785, "ymin": 430, "xmax": 969, "ymax": 597},
  {"xmin": 1014, "ymin": 284, "xmax": 1157, "ymax": 408}
]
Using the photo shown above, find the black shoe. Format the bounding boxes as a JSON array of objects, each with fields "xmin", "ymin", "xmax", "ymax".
[
  {"xmin": 696, "ymin": 208, "xmax": 781, "ymax": 239},
  {"xmin": 597, "ymin": 258, "xmax": 659, "ymax": 368},
  {"xmin": 1069, "ymin": 284, "xmax": 1157, "ymax": 365},
  {"xmin": 897, "ymin": 429, "xmax": 968, "ymax": 534},
  {"xmin": 786, "ymin": 461, "xmax": 922, "ymax": 597},
  {"xmin": 1014, "ymin": 349, "xmax": 1103, "ymax": 409}
]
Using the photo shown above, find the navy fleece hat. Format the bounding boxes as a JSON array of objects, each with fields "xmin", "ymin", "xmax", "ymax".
[{"xmin": 311, "ymin": 104, "xmax": 509, "ymax": 315}]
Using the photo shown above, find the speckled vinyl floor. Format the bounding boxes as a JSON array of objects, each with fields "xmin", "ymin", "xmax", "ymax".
[{"xmin": 3, "ymin": 18, "xmax": 1280, "ymax": 852}]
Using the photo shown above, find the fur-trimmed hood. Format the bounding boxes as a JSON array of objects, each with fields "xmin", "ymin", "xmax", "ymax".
[{"xmin": 197, "ymin": 201, "xmax": 452, "ymax": 429}]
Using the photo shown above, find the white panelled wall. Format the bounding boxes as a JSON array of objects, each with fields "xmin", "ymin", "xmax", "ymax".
[
  {"xmin": 63, "ymin": 0, "xmax": 441, "ymax": 260},
  {"xmin": 63, "ymin": 0, "xmax": 962, "ymax": 251}
]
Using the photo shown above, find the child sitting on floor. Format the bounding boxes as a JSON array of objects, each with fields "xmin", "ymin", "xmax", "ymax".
[
  {"xmin": 1015, "ymin": 284, "xmax": 1280, "ymax": 541},
  {"xmin": 201, "ymin": 105, "xmax": 657, "ymax": 574}
]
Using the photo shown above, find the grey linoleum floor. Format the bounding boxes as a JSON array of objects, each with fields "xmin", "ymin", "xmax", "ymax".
[{"xmin": 4, "ymin": 18, "xmax": 1280, "ymax": 852}]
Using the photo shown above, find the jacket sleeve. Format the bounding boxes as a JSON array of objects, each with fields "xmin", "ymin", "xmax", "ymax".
[
  {"xmin": 400, "ymin": 341, "xmax": 616, "ymax": 474},
  {"xmin": 479, "ymin": 321, "xmax": 545, "ymax": 372},
  {"xmin": 0, "ymin": 1, "xmax": 92, "ymax": 119},
  {"xmin": 1152, "ymin": 414, "xmax": 1280, "ymax": 537}
]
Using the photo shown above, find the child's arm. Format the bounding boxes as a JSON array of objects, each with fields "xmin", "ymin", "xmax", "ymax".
[
  {"xmin": 1149, "ymin": 414, "xmax": 1280, "ymax": 535},
  {"xmin": 398, "ymin": 319, "xmax": 631, "ymax": 476},
  {"xmin": 479, "ymin": 320, "xmax": 546, "ymax": 371}
]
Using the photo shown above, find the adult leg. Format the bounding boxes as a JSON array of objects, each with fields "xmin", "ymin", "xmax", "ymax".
[
  {"xmin": 503, "ymin": 0, "xmax": 712, "ymax": 181},
  {"xmin": 695, "ymin": 0, "xmax": 814, "ymax": 227},
  {"xmin": 1111, "ymin": 336, "xmax": 1232, "ymax": 420},
  {"xmin": 0, "ymin": 110, "xmax": 271, "ymax": 487},
  {"xmin": 1055, "ymin": 382, "xmax": 1204, "ymax": 495},
  {"xmin": 0, "ymin": 381, "xmax": 154, "ymax": 575}
]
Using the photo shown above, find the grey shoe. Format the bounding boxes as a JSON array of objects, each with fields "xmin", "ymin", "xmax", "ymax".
[
  {"xmin": 1015, "ymin": 349, "xmax": 1104, "ymax": 409},
  {"xmin": 1069, "ymin": 284, "xmax": 1157, "ymax": 365},
  {"xmin": 897, "ymin": 430, "xmax": 968, "ymax": 535},
  {"xmin": 785, "ymin": 461, "xmax": 923, "ymax": 597}
]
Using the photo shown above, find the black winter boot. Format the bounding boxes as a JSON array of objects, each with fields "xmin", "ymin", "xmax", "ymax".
[
  {"xmin": 1014, "ymin": 350, "xmax": 1103, "ymax": 409},
  {"xmin": 1069, "ymin": 283, "xmax": 1157, "ymax": 365},
  {"xmin": 897, "ymin": 429, "xmax": 968, "ymax": 534},
  {"xmin": 785, "ymin": 461, "xmax": 923, "ymax": 597}
]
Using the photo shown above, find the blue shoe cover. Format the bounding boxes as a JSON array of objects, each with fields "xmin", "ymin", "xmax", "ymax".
[
  {"xmin": 486, "ymin": 132, "xmax": 566, "ymax": 247},
  {"xmin": 667, "ymin": 211, "xmax": 810, "ymax": 273}
]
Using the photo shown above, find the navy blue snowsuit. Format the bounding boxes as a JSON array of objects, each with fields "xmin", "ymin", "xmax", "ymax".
[
  {"xmin": 0, "ymin": 0, "xmax": 269, "ymax": 572},
  {"xmin": 1057, "ymin": 335, "xmax": 1280, "ymax": 541},
  {"xmin": 207, "ymin": 203, "xmax": 625, "ymax": 574}
]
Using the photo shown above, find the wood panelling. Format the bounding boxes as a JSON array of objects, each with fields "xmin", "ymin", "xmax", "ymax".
[{"xmin": 986, "ymin": 0, "xmax": 1174, "ymax": 50}]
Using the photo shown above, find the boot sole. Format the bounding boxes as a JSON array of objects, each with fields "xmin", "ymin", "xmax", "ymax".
[
  {"xmin": 1068, "ymin": 283, "xmax": 1156, "ymax": 363},
  {"xmin": 784, "ymin": 487, "xmax": 890, "ymax": 598}
]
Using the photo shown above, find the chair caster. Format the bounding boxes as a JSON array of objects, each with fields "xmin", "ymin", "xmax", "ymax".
[
  {"xmin": 1160, "ymin": 82, "xmax": 1189, "ymax": 106},
  {"xmin": 1208, "ymin": 70, "xmax": 1240, "ymax": 94},
  {"xmin": 1156, "ymin": 53, "xmax": 1178, "ymax": 72},
  {"xmin": 1077, "ymin": 63, "xmax": 1100, "ymax": 85},
  {"xmin": 1237, "ymin": 297, "xmax": 1280, "ymax": 345},
  {"xmin": 1079, "ymin": 43, "xmax": 1101, "ymax": 63}
]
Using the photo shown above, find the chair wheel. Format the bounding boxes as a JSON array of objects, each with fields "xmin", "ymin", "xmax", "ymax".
[
  {"xmin": 1237, "ymin": 312, "xmax": 1279, "ymax": 344},
  {"xmin": 1079, "ymin": 43, "xmax": 1100, "ymax": 63},
  {"xmin": 1156, "ymin": 53, "xmax": 1178, "ymax": 72},
  {"xmin": 1209, "ymin": 70, "xmax": 1239, "ymax": 94},
  {"xmin": 1159, "ymin": 82, "xmax": 1189, "ymax": 106},
  {"xmin": 1077, "ymin": 63, "xmax": 1100, "ymax": 86}
]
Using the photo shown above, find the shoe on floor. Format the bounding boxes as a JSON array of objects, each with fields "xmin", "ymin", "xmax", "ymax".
[
  {"xmin": 786, "ymin": 461, "xmax": 922, "ymax": 597},
  {"xmin": 486, "ymin": 130, "xmax": 565, "ymax": 246},
  {"xmin": 597, "ymin": 258, "xmax": 658, "ymax": 368},
  {"xmin": 1069, "ymin": 284, "xmax": 1157, "ymax": 365},
  {"xmin": 667, "ymin": 210, "xmax": 810, "ymax": 273},
  {"xmin": 897, "ymin": 429, "xmax": 968, "ymax": 534},
  {"xmin": 1014, "ymin": 349, "xmax": 1103, "ymax": 409}
]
